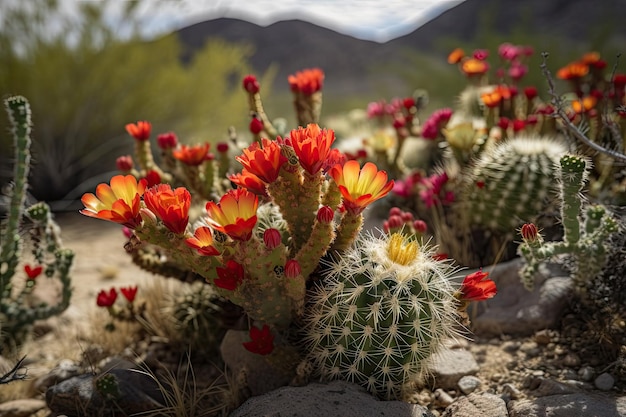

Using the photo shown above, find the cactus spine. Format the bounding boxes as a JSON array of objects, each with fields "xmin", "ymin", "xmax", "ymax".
[
  {"xmin": 302, "ymin": 232, "xmax": 461, "ymax": 400},
  {"xmin": 0, "ymin": 96, "xmax": 73, "ymax": 353},
  {"xmin": 518, "ymin": 154, "xmax": 618, "ymax": 298}
]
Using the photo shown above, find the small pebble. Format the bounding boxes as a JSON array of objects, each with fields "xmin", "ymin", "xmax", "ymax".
[
  {"xmin": 458, "ymin": 375, "xmax": 481, "ymax": 394},
  {"xmin": 502, "ymin": 341, "xmax": 521, "ymax": 353},
  {"xmin": 561, "ymin": 369, "xmax": 577, "ymax": 380},
  {"xmin": 434, "ymin": 388, "xmax": 454, "ymax": 407},
  {"xmin": 502, "ymin": 383, "xmax": 521, "ymax": 400},
  {"xmin": 562, "ymin": 353, "xmax": 580, "ymax": 367},
  {"xmin": 594, "ymin": 373, "xmax": 614, "ymax": 391},
  {"xmin": 531, "ymin": 370, "xmax": 544, "ymax": 377},
  {"xmin": 578, "ymin": 366, "xmax": 594, "ymax": 382},
  {"xmin": 534, "ymin": 330, "xmax": 551, "ymax": 345}
]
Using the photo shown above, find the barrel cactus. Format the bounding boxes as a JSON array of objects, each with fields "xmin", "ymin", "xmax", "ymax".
[
  {"xmin": 457, "ymin": 135, "xmax": 569, "ymax": 233},
  {"xmin": 301, "ymin": 232, "xmax": 461, "ymax": 400}
]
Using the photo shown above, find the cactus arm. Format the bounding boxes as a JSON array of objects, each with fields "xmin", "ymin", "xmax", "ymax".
[{"xmin": 1, "ymin": 96, "xmax": 32, "ymax": 294}]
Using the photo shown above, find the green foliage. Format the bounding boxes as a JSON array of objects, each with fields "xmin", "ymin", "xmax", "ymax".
[{"xmin": 0, "ymin": 0, "xmax": 264, "ymax": 202}]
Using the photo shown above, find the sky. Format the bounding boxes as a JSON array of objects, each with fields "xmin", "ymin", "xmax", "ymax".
[{"xmin": 95, "ymin": 0, "xmax": 465, "ymax": 43}]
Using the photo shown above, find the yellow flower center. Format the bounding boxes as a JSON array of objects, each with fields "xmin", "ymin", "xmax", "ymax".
[{"xmin": 387, "ymin": 233, "xmax": 419, "ymax": 266}]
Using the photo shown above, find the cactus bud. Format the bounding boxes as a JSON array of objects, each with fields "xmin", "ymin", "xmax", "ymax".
[
  {"xmin": 243, "ymin": 75, "xmax": 260, "ymax": 94},
  {"xmin": 316, "ymin": 206, "xmax": 334, "ymax": 223},
  {"xmin": 284, "ymin": 259, "xmax": 301, "ymax": 278},
  {"xmin": 263, "ymin": 228, "xmax": 282, "ymax": 249},
  {"xmin": 413, "ymin": 219, "xmax": 428, "ymax": 234},
  {"xmin": 520, "ymin": 223, "xmax": 539, "ymax": 242},
  {"xmin": 157, "ymin": 132, "xmax": 178, "ymax": 149},
  {"xmin": 249, "ymin": 116, "xmax": 264, "ymax": 134},
  {"xmin": 116, "ymin": 155, "xmax": 134, "ymax": 172}
]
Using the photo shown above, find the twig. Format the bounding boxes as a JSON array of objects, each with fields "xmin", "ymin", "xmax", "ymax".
[
  {"xmin": 540, "ymin": 52, "xmax": 626, "ymax": 162},
  {"xmin": 0, "ymin": 355, "xmax": 28, "ymax": 384}
]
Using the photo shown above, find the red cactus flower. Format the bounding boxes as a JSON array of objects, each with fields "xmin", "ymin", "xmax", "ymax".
[
  {"xmin": 120, "ymin": 286, "xmax": 138, "ymax": 303},
  {"xmin": 329, "ymin": 161, "xmax": 394, "ymax": 215},
  {"xmin": 24, "ymin": 264, "xmax": 43, "ymax": 280},
  {"xmin": 215, "ymin": 260, "xmax": 245, "ymax": 291},
  {"xmin": 143, "ymin": 170, "xmax": 162, "ymax": 188},
  {"xmin": 81, "ymin": 175, "xmax": 147, "ymax": 229},
  {"xmin": 157, "ymin": 132, "xmax": 178, "ymax": 149},
  {"xmin": 288, "ymin": 124, "xmax": 336, "ymax": 175},
  {"xmin": 185, "ymin": 226, "xmax": 220, "ymax": 256},
  {"xmin": 125, "ymin": 121, "xmax": 151, "ymax": 141},
  {"xmin": 205, "ymin": 188, "xmax": 258, "ymax": 241},
  {"xmin": 173, "ymin": 143, "xmax": 211, "ymax": 166},
  {"xmin": 143, "ymin": 184, "xmax": 191, "ymax": 234},
  {"xmin": 460, "ymin": 270, "xmax": 497, "ymax": 302},
  {"xmin": 236, "ymin": 138, "xmax": 287, "ymax": 184},
  {"xmin": 288, "ymin": 68, "xmax": 324, "ymax": 95},
  {"xmin": 243, "ymin": 324, "xmax": 274, "ymax": 355},
  {"xmin": 97, "ymin": 288, "xmax": 118, "ymax": 307}
]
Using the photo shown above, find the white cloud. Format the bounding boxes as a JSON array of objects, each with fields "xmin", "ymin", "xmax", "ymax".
[{"xmin": 111, "ymin": 0, "xmax": 464, "ymax": 42}]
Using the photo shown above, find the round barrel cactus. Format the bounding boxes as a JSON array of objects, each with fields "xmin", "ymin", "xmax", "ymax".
[{"xmin": 301, "ymin": 232, "xmax": 461, "ymax": 400}]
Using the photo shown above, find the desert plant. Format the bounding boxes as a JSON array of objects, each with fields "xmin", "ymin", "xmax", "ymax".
[
  {"xmin": 0, "ymin": 96, "xmax": 73, "ymax": 353},
  {"xmin": 518, "ymin": 154, "xmax": 618, "ymax": 299},
  {"xmin": 301, "ymin": 232, "xmax": 461, "ymax": 400}
]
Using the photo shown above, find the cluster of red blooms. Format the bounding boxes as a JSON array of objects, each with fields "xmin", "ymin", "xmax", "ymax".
[
  {"xmin": 382, "ymin": 207, "xmax": 427, "ymax": 236},
  {"xmin": 448, "ymin": 42, "xmax": 533, "ymax": 81},
  {"xmin": 96, "ymin": 286, "xmax": 138, "ymax": 307}
]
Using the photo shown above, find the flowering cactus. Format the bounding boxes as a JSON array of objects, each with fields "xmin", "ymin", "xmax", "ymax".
[
  {"xmin": 81, "ymin": 122, "xmax": 394, "ymax": 332},
  {"xmin": 0, "ymin": 96, "xmax": 73, "ymax": 353}
]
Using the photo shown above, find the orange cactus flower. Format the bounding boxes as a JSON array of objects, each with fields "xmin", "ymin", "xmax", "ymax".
[
  {"xmin": 185, "ymin": 226, "xmax": 220, "ymax": 256},
  {"xmin": 288, "ymin": 124, "xmax": 336, "ymax": 175},
  {"xmin": 580, "ymin": 52, "xmax": 601, "ymax": 65},
  {"xmin": 461, "ymin": 58, "xmax": 489, "ymax": 76},
  {"xmin": 329, "ymin": 160, "xmax": 394, "ymax": 215},
  {"xmin": 460, "ymin": 270, "xmax": 497, "ymax": 302},
  {"xmin": 143, "ymin": 184, "xmax": 191, "ymax": 234},
  {"xmin": 447, "ymin": 47, "xmax": 465, "ymax": 64},
  {"xmin": 172, "ymin": 143, "xmax": 211, "ymax": 166},
  {"xmin": 480, "ymin": 90, "xmax": 502, "ymax": 108},
  {"xmin": 288, "ymin": 68, "xmax": 324, "ymax": 95},
  {"xmin": 229, "ymin": 169, "xmax": 268, "ymax": 196},
  {"xmin": 571, "ymin": 96, "xmax": 597, "ymax": 114},
  {"xmin": 556, "ymin": 62, "xmax": 589, "ymax": 80},
  {"xmin": 125, "ymin": 121, "xmax": 151, "ymax": 141},
  {"xmin": 205, "ymin": 188, "xmax": 258, "ymax": 241},
  {"xmin": 80, "ymin": 175, "xmax": 147, "ymax": 229},
  {"xmin": 236, "ymin": 138, "xmax": 287, "ymax": 184}
]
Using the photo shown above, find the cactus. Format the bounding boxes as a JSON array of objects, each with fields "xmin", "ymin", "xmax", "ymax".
[
  {"xmin": 518, "ymin": 154, "xmax": 618, "ymax": 298},
  {"xmin": 458, "ymin": 136, "xmax": 568, "ymax": 233},
  {"xmin": 0, "ymin": 96, "xmax": 73, "ymax": 353},
  {"xmin": 165, "ymin": 281, "xmax": 225, "ymax": 353},
  {"xmin": 301, "ymin": 232, "xmax": 462, "ymax": 400}
]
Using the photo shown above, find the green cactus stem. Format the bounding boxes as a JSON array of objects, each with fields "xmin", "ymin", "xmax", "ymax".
[
  {"xmin": 0, "ymin": 96, "xmax": 73, "ymax": 353},
  {"xmin": 518, "ymin": 155, "xmax": 618, "ymax": 299},
  {"xmin": 302, "ymin": 232, "xmax": 462, "ymax": 400}
]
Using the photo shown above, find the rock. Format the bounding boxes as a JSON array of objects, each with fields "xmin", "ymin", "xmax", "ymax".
[
  {"xmin": 528, "ymin": 376, "xmax": 580, "ymax": 397},
  {"xmin": 431, "ymin": 348, "xmax": 479, "ymax": 389},
  {"xmin": 469, "ymin": 258, "xmax": 572, "ymax": 337},
  {"xmin": 34, "ymin": 358, "xmax": 81, "ymax": 392},
  {"xmin": 0, "ymin": 399, "xmax": 46, "ymax": 417},
  {"xmin": 229, "ymin": 380, "xmax": 434, "ymax": 417},
  {"xmin": 562, "ymin": 353, "xmax": 581, "ymax": 368},
  {"xmin": 46, "ymin": 368, "xmax": 166, "ymax": 417},
  {"xmin": 502, "ymin": 383, "xmax": 521, "ymax": 400},
  {"xmin": 220, "ymin": 330, "xmax": 295, "ymax": 397},
  {"xmin": 508, "ymin": 393, "xmax": 626, "ymax": 417},
  {"xmin": 442, "ymin": 392, "xmax": 507, "ymax": 417},
  {"xmin": 534, "ymin": 329, "xmax": 552, "ymax": 345},
  {"xmin": 577, "ymin": 366, "xmax": 594, "ymax": 382},
  {"xmin": 594, "ymin": 373, "xmax": 615, "ymax": 391},
  {"xmin": 457, "ymin": 375, "xmax": 481, "ymax": 394}
]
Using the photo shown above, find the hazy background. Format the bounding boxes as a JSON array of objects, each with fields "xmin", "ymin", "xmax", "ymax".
[{"xmin": 1, "ymin": 0, "xmax": 624, "ymax": 207}]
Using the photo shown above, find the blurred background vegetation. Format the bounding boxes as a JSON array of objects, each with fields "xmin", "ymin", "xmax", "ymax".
[
  {"xmin": 0, "ymin": 0, "xmax": 273, "ymax": 206},
  {"xmin": 1, "ymin": 0, "xmax": 622, "ymax": 206}
]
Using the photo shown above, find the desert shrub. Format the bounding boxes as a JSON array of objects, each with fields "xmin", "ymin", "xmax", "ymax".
[{"xmin": 0, "ymin": 0, "xmax": 269, "ymax": 203}]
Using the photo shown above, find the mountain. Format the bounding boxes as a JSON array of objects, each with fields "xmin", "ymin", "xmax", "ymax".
[{"xmin": 174, "ymin": 0, "xmax": 626, "ymax": 96}]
